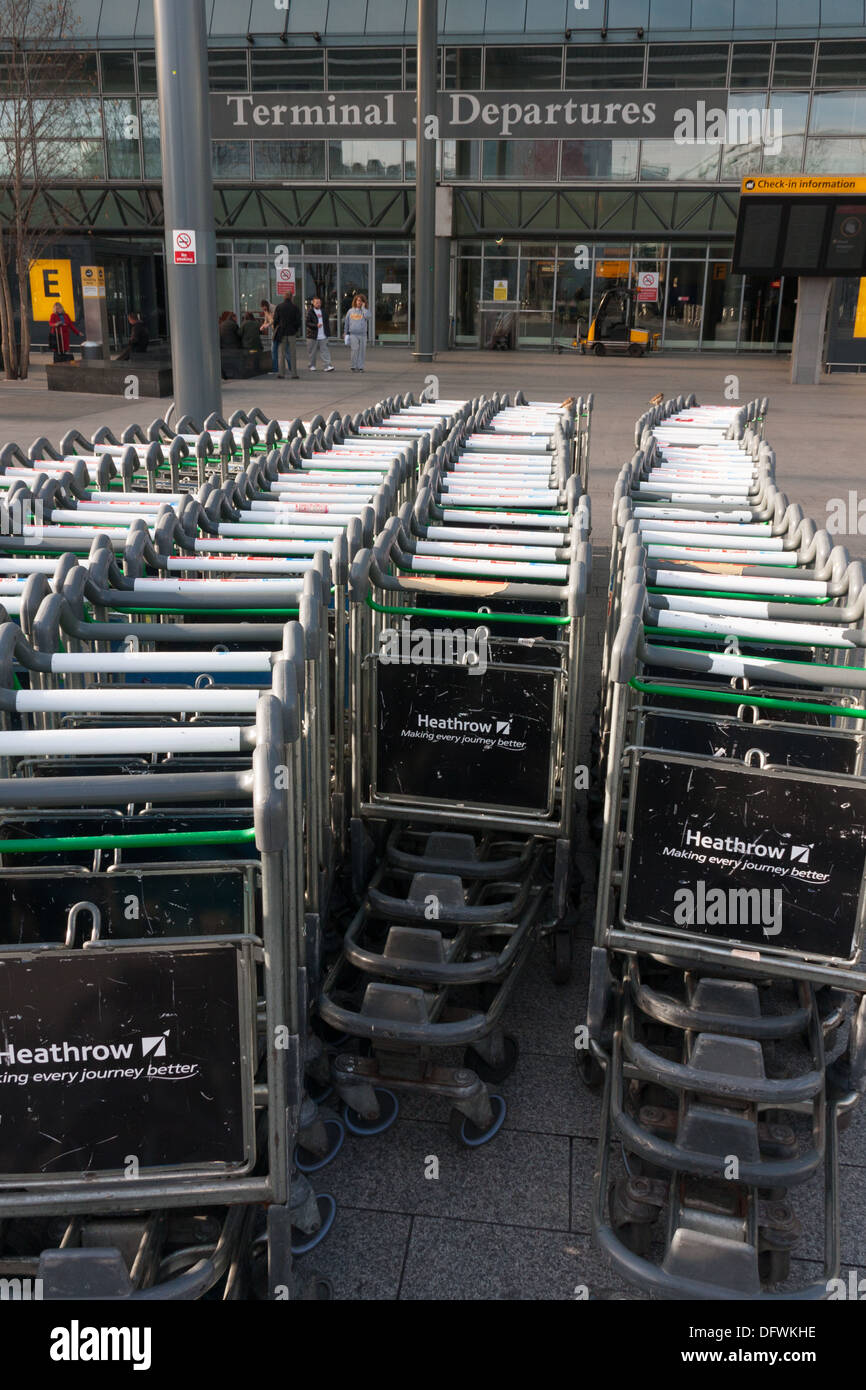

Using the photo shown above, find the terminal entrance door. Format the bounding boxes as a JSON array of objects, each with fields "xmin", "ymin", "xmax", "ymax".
[{"xmin": 305, "ymin": 260, "xmax": 372, "ymax": 338}]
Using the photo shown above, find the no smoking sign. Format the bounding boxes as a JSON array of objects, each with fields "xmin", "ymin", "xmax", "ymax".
[
  {"xmin": 173, "ymin": 229, "xmax": 197, "ymax": 265},
  {"xmin": 637, "ymin": 270, "xmax": 659, "ymax": 303}
]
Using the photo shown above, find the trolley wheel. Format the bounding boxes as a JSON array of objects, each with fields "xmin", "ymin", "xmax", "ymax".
[
  {"xmin": 576, "ymin": 1051, "xmax": 605, "ymax": 1091},
  {"xmin": 609, "ymin": 1184, "xmax": 654, "ymax": 1257},
  {"xmin": 592, "ymin": 342, "xmax": 606, "ymax": 356},
  {"xmin": 627, "ymin": 342, "xmax": 644, "ymax": 357},
  {"xmin": 552, "ymin": 929, "xmax": 572, "ymax": 985},
  {"xmin": 342, "ymin": 1086, "xmax": 399, "ymax": 1136},
  {"xmin": 448, "ymin": 1093, "xmax": 507, "ymax": 1148},
  {"xmin": 291, "ymin": 1194, "xmax": 336, "ymax": 1256},
  {"xmin": 306, "ymin": 1076, "xmax": 334, "ymax": 1105},
  {"xmin": 294, "ymin": 1117, "xmax": 345, "ymax": 1174},
  {"xmin": 758, "ymin": 1248, "xmax": 791, "ymax": 1286},
  {"xmin": 463, "ymin": 1034, "xmax": 519, "ymax": 1084}
]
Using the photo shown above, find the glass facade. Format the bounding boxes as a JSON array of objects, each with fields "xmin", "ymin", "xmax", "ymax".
[{"xmin": 9, "ymin": 24, "xmax": 866, "ymax": 353}]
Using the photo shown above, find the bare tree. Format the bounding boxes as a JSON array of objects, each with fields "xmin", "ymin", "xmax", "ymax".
[{"xmin": 0, "ymin": 0, "xmax": 94, "ymax": 378}]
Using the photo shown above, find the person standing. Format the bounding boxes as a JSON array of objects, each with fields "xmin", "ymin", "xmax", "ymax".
[
  {"xmin": 48, "ymin": 302, "xmax": 83, "ymax": 361},
  {"xmin": 114, "ymin": 311, "xmax": 149, "ymax": 361},
  {"xmin": 273, "ymin": 293, "xmax": 301, "ymax": 379},
  {"xmin": 305, "ymin": 296, "xmax": 334, "ymax": 372},
  {"xmin": 343, "ymin": 293, "xmax": 371, "ymax": 372},
  {"xmin": 261, "ymin": 299, "xmax": 277, "ymax": 374}
]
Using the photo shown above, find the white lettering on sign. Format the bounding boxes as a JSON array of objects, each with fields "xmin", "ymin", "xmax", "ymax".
[{"xmin": 172, "ymin": 230, "xmax": 197, "ymax": 265}]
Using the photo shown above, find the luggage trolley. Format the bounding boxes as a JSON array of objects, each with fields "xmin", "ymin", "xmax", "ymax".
[
  {"xmin": 318, "ymin": 394, "xmax": 591, "ymax": 1143},
  {"xmin": 585, "ymin": 397, "xmax": 866, "ymax": 1300}
]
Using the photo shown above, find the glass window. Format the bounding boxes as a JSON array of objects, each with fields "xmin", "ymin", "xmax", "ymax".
[
  {"xmin": 442, "ymin": 48, "xmax": 482, "ymax": 91},
  {"xmin": 640, "ymin": 141, "xmax": 721, "ymax": 180},
  {"xmin": 565, "ymin": 44, "xmax": 644, "ymax": 89},
  {"xmin": 647, "ymin": 44, "xmax": 729, "ymax": 88},
  {"xmin": 809, "ymin": 92, "xmax": 866, "ymax": 137},
  {"xmin": 137, "ymin": 52, "xmax": 157, "ymax": 94},
  {"xmin": 100, "ymin": 51, "xmax": 136, "ymax": 93},
  {"xmin": 254, "ymin": 141, "xmax": 326, "ymax": 179},
  {"xmin": 730, "ymin": 44, "xmax": 771, "ymax": 89},
  {"xmin": 481, "ymin": 141, "xmax": 558, "ymax": 180},
  {"xmin": 212, "ymin": 141, "xmax": 251, "ymax": 178},
  {"xmin": 768, "ymin": 90, "xmax": 809, "ymax": 137},
  {"xmin": 141, "ymin": 98, "xmax": 161, "ymax": 177},
  {"xmin": 721, "ymin": 92, "xmax": 770, "ymax": 180},
  {"xmin": 703, "ymin": 264, "xmax": 742, "ymax": 348},
  {"xmin": 36, "ymin": 139, "xmax": 104, "ymax": 179},
  {"xmin": 482, "ymin": 257, "xmax": 518, "ymax": 302},
  {"xmin": 404, "ymin": 140, "xmax": 415, "ymax": 179},
  {"xmin": 441, "ymin": 139, "xmax": 480, "ymax": 180},
  {"xmin": 455, "ymin": 254, "xmax": 481, "ymax": 343},
  {"xmin": 761, "ymin": 137, "xmax": 805, "ymax": 174},
  {"xmin": 208, "ymin": 50, "xmax": 249, "ymax": 91},
  {"xmin": 804, "ymin": 138, "xmax": 866, "ymax": 173},
  {"xmin": 375, "ymin": 255, "xmax": 410, "ymax": 340},
  {"xmin": 329, "ymin": 139, "xmax": 403, "ymax": 177},
  {"xmin": 251, "ymin": 49, "xmax": 325, "ymax": 91},
  {"xmin": 485, "ymin": 46, "xmax": 563, "ymax": 90},
  {"xmin": 35, "ymin": 98, "xmax": 103, "ymax": 139},
  {"xmin": 328, "ymin": 49, "xmax": 401, "ymax": 90},
  {"xmin": 771, "ymin": 42, "xmax": 814, "ymax": 87},
  {"xmin": 815, "ymin": 40, "xmax": 866, "ymax": 88},
  {"xmin": 104, "ymin": 99, "xmax": 141, "ymax": 179},
  {"xmin": 30, "ymin": 52, "xmax": 97, "ymax": 93},
  {"xmin": 561, "ymin": 140, "xmax": 639, "ymax": 180}
]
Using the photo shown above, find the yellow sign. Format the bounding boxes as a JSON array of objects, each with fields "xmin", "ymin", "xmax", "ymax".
[
  {"xmin": 741, "ymin": 175, "xmax": 866, "ymax": 196},
  {"xmin": 712, "ymin": 262, "xmax": 728, "ymax": 280},
  {"xmin": 29, "ymin": 260, "xmax": 74, "ymax": 321},
  {"xmin": 81, "ymin": 265, "xmax": 105, "ymax": 287},
  {"xmin": 855, "ymin": 279, "xmax": 866, "ymax": 339},
  {"xmin": 493, "ymin": 279, "xmax": 508, "ymax": 301},
  {"xmin": 597, "ymin": 260, "xmax": 629, "ymax": 278}
]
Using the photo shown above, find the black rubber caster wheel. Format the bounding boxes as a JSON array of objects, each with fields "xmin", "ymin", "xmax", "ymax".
[
  {"xmin": 463, "ymin": 1034, "xmax": 519, "ymax": 1084},
  {"xmin": 294, "ymin": 1117, "xmax": 345, "ymax": 1173},
  {"xmin": 448, "ymin": 1093, "xmax": 507, "ymax": 1147},
  {"xmin": 758, "ymin": 1248, "xmax": 791, "ymax": 1285},
  {"xmin": 576, "ymin": 1051, "xmax": 605, "ymax": 1090},
  {"xmin": 291, "ymin": 1194, "xmax": 336, "ymax": 1256},
  {"xmin": 342, "ymin": 1086, "xmax": 399, "ymax": 1136},
  {"xmin": 553, "ymin": 929, "xmax": 572, "ymax": 985}
]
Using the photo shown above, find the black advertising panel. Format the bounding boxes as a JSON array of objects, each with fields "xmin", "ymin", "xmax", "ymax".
[
  {"xmin": 0, "ymin": 945, "xmax": 249, "ymax": 1180},
  {"xmin": 733, "ymin": 178, "xmax": 866, "ymax": 276},
  {"xmin": 375, "ymin": 659, "xmax": 557, "ymax": 812},
  {"xmin": 623, "ymin": 754, "xmax": 866, "ymax": 961},
  {"xmin": 640, "ymin": 710, "xmax": 858, "ymax": 774}
]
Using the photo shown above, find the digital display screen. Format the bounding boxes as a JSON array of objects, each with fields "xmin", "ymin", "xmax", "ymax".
[
  {"xmin": 781, "ymin": 203, "xmax": 827, "ymax": 270},
  {"xmin": 734, "ymin": 195, "xmax": 866, "ymax": 276},
  {"xmin": 825, "ymin": 205, "xmax": 866, "ymax": 273}
]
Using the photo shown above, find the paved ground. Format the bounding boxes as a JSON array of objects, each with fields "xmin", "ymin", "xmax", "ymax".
[{"xmin": 3, "ymin": 347, "xmax": 865, "ymax": 1299}]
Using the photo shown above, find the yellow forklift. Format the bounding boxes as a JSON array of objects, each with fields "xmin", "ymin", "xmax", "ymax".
[{"xmin": 578, "ymin": 286, "xmax": 660, "ymax": 356}]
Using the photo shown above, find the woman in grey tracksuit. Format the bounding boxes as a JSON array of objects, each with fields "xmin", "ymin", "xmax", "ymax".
[{"xmin": 343, "ymin": 294, "xmax": 371, "ymax": 371}]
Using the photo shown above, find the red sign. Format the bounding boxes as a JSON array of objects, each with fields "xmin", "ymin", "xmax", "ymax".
[
  {"xmin": 173, "ymin": 230, "xmax": 197, "ymax": 266},
  {"xmin": 276, "ymin": 266, "xmax": 296, "ymax": 297}
]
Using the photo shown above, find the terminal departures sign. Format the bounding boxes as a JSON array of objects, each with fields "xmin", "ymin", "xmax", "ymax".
[
  {"xmin": 733, "ymin": 176, "xmax": 866, "ymax": 277},
  {"xmin": 212, "ymin": 89, "xmax": 739, "ymax": 141}
]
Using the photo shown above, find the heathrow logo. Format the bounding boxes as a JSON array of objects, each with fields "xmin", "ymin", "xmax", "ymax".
[{"xmin": 141, "ymin": 1032, "xmax": 169, "ymax": 1059}]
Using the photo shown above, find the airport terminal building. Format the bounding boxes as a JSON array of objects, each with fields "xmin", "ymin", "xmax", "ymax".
[{"xmin": 9, "ymin": 0, "xmax": 866, "ymax": 360}]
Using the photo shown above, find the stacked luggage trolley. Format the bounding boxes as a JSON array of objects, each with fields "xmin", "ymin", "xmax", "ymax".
[
  {"xmin": 0, "ymin": 387, "xmax": 593, "ymax": 1296},
  {"xmin": 587, "ymin": 394, "xmax": 866, "ymax": 1298},
  {"xmin": 323, "ymin": 393, "xmax": 592, "ymax": 1142},
  {"xmin": 0, "ymin": 391, "xmax": 481, "ymax": 1298}
]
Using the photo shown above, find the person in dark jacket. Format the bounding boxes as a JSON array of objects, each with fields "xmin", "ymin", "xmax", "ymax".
[
  {"xmin": 240, "ymin": 311, "xmax": 262, "ymax": 352},
  {"xmin": 273, "ymin": 294, "xmax": 302, "ymax": 379},
  {"xmin": 219, "ymin": 311, "xmax": 242, "ymax": 349},
  {"xmin": 305, "ymin": 297, "xmax": 334, "ymax": 371},
  {"xmin": 114, "ymin": 312, "xmax": 149, "ymax": 361}
]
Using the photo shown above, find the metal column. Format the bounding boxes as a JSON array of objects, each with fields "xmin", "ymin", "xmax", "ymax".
[
  {"xmin": 154, "ymin": 0, "xmax": 222, "ymax": 423},
  {"xmin": 790, "ymin": 276, "xmax": 832, "ymax": 385},
  {"xmin": 413, "ymin": 0, "xmax": 437, "ymax": 362}
]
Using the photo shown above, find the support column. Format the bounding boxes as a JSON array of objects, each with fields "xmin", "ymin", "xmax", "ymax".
[
  {"xmin": 412, "ymin": 0, "xmax": 437, "ymax": 362},
  {"xmin": 790, "ymin": 276, "xmax": 832, "ymax": 385},
  {"xmin": 154, "ymin": 0, "xmax": 222, "ymax": 423}
]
